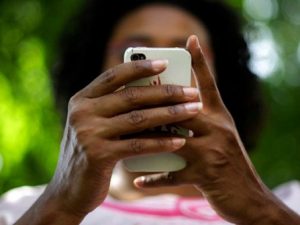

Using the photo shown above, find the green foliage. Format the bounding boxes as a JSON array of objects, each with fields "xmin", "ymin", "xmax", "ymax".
[
  {"xmin": 0, "ymin": 0, "xmax": 82, "ymax": 193},
  {"xmin": 0, "ymin": 0, "xmax": 299, "ymax": 194},
  {"xmin": 252, "ymin": 83, "xmax": 300, "ymax": 187},
  {"xmin": 226, "ymin": 0, "xmax": 300, "ymax": 188}
]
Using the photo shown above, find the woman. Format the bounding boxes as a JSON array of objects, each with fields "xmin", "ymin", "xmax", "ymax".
[{"xmin": 1, "ymin": 0, "xmax": 300, "ymax": 224}]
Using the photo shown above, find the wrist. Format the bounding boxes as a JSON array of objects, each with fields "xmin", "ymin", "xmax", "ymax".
[
  {"xmin": 242, "ymin": 191, "xmax": 300, "ymax": 225},
  {"xmin": 15, "ymin": 191, "xmax": 85, "ymax": 225}
]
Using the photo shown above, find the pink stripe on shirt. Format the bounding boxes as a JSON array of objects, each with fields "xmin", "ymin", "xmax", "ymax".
[{"xmin": 102, "ymin": 196, "xmax": 222, "ymax": 221}]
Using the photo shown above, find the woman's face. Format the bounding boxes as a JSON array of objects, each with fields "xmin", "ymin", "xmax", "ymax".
[
  {"xmin": 103, "ymin": 4, "xmax": 216, "ymax": 179},
  {"xmin": 103, "ymin": 4, "xmax": 214, "ymax": 72}
]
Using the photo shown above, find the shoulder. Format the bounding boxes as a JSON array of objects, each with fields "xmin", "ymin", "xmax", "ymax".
[
  {"xmin": 0, "ymin": 185, "xmax": 46, "ymax": 225},
  {"xmin": 273, "ymin": 180, "xmax": 300, "ymax": 214}
]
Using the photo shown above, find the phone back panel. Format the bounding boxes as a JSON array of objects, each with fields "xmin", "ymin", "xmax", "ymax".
[
  {"xmin": 122, "ymin": 47, "xmax": 191, "ymax": 172},
  {"xmin": 124, "ymin": 47, "xmax": 191, "ymax": 87}
]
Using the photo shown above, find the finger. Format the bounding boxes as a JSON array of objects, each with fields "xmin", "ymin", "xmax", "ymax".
[
  {"xmin": 106, "ymin": 137, "xmax": 186, "ymax": 161},
  {"xmin": 133, "ymin": 170, "xmax": 192, "ymax": 188},
  {"xmin": 80, "ymin": 59, "xmax": 168, "ymax": 98},
  {"xmin": 104, "ymin": 102, "xmax": 202, "ymax": 137},
  {"xmin": 93, "ymin": 85, "xmax": 199, "ymax": 117},
  {"xmin": 186, "ymin": 35, "xmax": 223, "ymax": 110},
  {"xmin": 175, "ymin": 112, "xmax": 211, "ymax": 136}
]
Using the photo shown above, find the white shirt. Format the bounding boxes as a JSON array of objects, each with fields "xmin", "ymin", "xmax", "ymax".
[{"xmin": 1, "ymin": 181, "xmax": 300, "ymax": 225}]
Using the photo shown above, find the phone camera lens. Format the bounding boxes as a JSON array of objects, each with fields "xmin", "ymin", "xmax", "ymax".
[
  {"xmin": 131, "ymin": 54, "xmax": 139, "ymax": 61},
  {"xmin": 139, "ymin": 54, "xmax": 146, "ymax": 60},
  {"xmin": 131, "ymin": 53, "xmax": 146, "ymax": 61}
]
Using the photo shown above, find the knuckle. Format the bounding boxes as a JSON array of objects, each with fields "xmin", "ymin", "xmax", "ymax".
[
  {"xmin": 207, "ymin": 148, "xmax": 229, "ymax": 166},
  {"xmin": 74, "ymin": 127, "xmax": 94, "ymax": 149},
  {"xmin": 68, "ymin": 93, "xmax": 81, "ymax": 111},
  {"xmin": 157, "ymin": 138, "xmax": 168, "ymax": 148},
  {"xmin": 74, "ymin": 126, "xmax": 109, "ymax": 158},
  {"xmin": 167, "ymin": 105, "xmax": 183, "ymax": 115},
  {"xmin": 132, "ymin": 60, "xmax": 146, "ymax": 73},
  {"xmin": 96, "ymin": 120, "xmax": 109, "ymax": 138},
  {"xmin": 156, "ymin": 138, "xmax": 173, "ymax": 148},
  {"xmin": 216, "ymin": 123, "xmax": 237, "ymax": 145},
  {"xmin": 120, "ymin": 87, "xmax": 140, "ymax": 104},
  {"xmin": 126, "ymin": 110, "xmax": 146, "ymax": 125},
  {"xmin": 75, "ymin": 128, "xmax": 89, "ymax": 144},
  {"xmin": 198, "ymin": 148, "xmax": 229, "ymax": 182},
  {"xmin": 68, "ymin": 95, "xmax": 77, "ymax": 107},
  {"xmin": 129, "ymin": 139, "xmax": 144, "ymax": 153},
  {"xmin": 68, "ymin": 101, "xmax": 91, "ymax": 126},
  {"xmin": 163, "ymin": 85, "xmax": 182, "ymax": 98},
  {"xmin": 100, "ymin": 68, "xmax": 116, "ymax": 84}
]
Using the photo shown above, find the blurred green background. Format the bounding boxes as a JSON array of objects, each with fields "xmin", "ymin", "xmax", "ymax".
[{"xmin": 0, "ymin": 0, "xmax": 299, "ymax": 195}]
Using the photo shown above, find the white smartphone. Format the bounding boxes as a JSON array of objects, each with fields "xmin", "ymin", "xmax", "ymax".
[{"xmin": 123, "ymin": 47, "xmax": 192, "ymax": 173}]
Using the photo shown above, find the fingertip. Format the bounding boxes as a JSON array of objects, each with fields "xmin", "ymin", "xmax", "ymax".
[
  {"xmin": 187, "ymin": 35, "xmax": 203, "ymax": 54},
  {"xmin": 186, "ymin": 35, "xmax": 193, "ymax": 49},
  {"xmin": 172, "ymin": 138, "xmax": 186, "ymax": 149},
  {"xmin": 151, "ymin": 59, "xmax": 169, "ymax": 73},
  {"xmin": 186, "ymin": 34, "xmax": 196, "ymax": 45},
  {"xmin": 133, "ymin": 176, "xmax": 145, "ymax": 188}
]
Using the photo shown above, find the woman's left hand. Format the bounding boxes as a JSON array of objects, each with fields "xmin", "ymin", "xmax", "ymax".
[{"xmin": 134, "ymin": 35, "xmax": 298, "ymax": 225}]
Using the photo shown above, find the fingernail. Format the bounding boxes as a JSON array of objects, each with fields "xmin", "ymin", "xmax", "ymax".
[
  {"xmin": 184, "ymin": 102, "xmax": 203, "ymax": 113},
  {"xmin": 151, "ymin": 59, "xmax": 168, "ymax": 72},
  {"xmin": 172, "ymin": 138, "xmax": 186, "ymax": 148},
  {"xmin": 134, "ymin": 176, "xmax": 145, "ymax": 187},
  {"xmin": 194, "ymin": 36, "xmax": 200, "ymax": 47},
  {"xmin": 183, "ymin": 87, "xmax": 199, "ymax": 99},
  {"xmin": 191, "ymin": 35, "xmax": 202, "ymax": 51}
]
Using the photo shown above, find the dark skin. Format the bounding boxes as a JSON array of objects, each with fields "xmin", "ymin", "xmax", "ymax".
[
  {"xmin": 14, "ymin": 4, "xmax": 300, "ymax": 225},
  {"xmin": 15, "ymin": 36, "xmax": 300, "ymax": 225}
]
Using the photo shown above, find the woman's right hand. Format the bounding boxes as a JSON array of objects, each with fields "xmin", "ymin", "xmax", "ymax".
[{"xmin": 40, "ymin": 59, "xmax": 201, "ymax": 221}]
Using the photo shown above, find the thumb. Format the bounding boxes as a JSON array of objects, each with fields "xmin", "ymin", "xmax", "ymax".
[{"xmin": 134, "ymin": 172, "xmax": 185, "ymax": 188}]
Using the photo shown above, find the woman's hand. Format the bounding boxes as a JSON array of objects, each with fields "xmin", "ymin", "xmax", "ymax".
[
  {"xmin": 34, "ymin": 58, "xmax": 203, "ymax": 222},
  {"xmin": 133, "ymin": 36, "xmax": 300, "ymax": 225}
]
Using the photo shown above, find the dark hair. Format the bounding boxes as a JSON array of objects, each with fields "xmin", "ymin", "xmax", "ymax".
[{"xmin": 52, "ymin": 0, "xmax": 265, "ymax": 150}]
